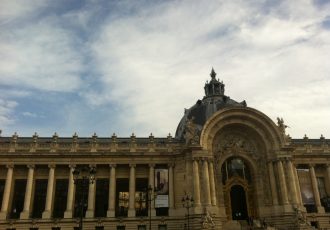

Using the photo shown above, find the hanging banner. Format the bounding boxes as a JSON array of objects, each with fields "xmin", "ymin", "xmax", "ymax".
[
  {"xmin": 155, "ymin": 168, "xmax": 169, "ymax": 208},
  {"xmin": 297, "ymin": 169, "xmax": 315, "ymax": 205}
]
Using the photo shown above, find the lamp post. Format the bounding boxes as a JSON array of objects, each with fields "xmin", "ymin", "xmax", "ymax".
[
  {"xmin": 72, "ymin": 165, "xmax": 96, "ymax": 230},
  {"xmin": 147, "ymin": 185, "xmax": 157, "ymax": 230},
  {"xmin": 182, "ymin": 194, "xmax": 194, "ymax": 230}
]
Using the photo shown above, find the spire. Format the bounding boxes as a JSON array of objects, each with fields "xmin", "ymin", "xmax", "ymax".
[
  {"xmin": 204, "ymin": 68, "xmax": 225, "ymax": 97},
  {"xmin": 210, "ymin": 67, "xmax": 216, "ymax": 80}
]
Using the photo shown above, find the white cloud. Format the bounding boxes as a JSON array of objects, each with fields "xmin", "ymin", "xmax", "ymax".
[
  {"xmin": 0, "ymin": 98, "xmax": 17, "ymax": 126},
  {"xmin": 0, "ymin": 16, "xmax": 84, "ymax": 92}
]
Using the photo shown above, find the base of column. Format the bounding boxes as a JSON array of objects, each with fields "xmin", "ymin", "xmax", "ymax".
[
  {"xmin": 317, "ymin": 206, "xmax": 325, "ymax": 213},
  {"xmin": 107, "ymin": 209, "xmax": 115, "ymax": 217},
  {"xmin": 42, "ymin": 210, "xmax": 51, "ymax": 219},
  {"xmin": 64, "ymin": 210, "xmax": 73, "ymax": 218},
  {"xmin": 193, "ymin": 205, "xmax": 203, "ymax": 214},
  {"xmin": 128, "ymin": 209, "xmax": 136, "ymax": 217},
  {"xmin": 0, "ymin": 211, "xmax": 8, "ymax": 220},
  {"xmin": 150, "ymin": 208, "xmax": 156, "ymax": 217},
  {"xmin": 20, "ymin": 211, "xmax": 30, "ymax": 219},
  {"xmin": 85, "ymin": 209, "xmax": 94, "ymax": 218}
]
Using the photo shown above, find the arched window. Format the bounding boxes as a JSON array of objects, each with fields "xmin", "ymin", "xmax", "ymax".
[{"xmin": 221, "ymin": 157, "xmax": 251, "ymax": 184}]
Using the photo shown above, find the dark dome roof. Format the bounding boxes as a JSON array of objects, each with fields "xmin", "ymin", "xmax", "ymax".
[{"xmin": 175, "ymin": 69, "xmax": 247, "ymax": 140}]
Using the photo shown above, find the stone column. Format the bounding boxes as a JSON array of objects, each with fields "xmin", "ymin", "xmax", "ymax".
[
  {"xmin": 42, "ymin": 164, "xmax": 56, "ymax": 219},
  {"xmin": 149, "ymin": 164, "xmax": 156, "ymax": 216},
  {"xmin": 277, "ymin": 160, "xmax": 289, "ymax": 205},
  {"xmin": 293, "ymin": 165, "xmax": 303, "ymax": 205},
  {"xmin": 309, "ymin": 164, "xmax": 325, "ymax": 213},
  {"xmin": 326, "ymin": 164, "xmax": 330, "ymax": 193},
  {"xmin": 85, "ymin": 174, "xmax": 96, "ymax": 218},
  {"xmin": 203, "ymin": 159, "xmax": 211, "ymax": 206},
  {"xmin": 208, "ymin": 161, "xmax": 217, "ymax": 206},
  {"xmin": 192, "ymin": 159, "xmax": 201, "ymax": 207},
  {"xmin": 0, "ymin": 165, "xmax": 14, "ymax": 220},
  {"xmin": 267, "ymin": 161, "xmax": 278, "ymax": 205},
  {"xmin": 20, "ymin": 165, "xmax": 35, "ymax": 219},
  {"xmin": 64, "ymin": 165, "xmax": 75, "ymax": 218},
  {"xmin": 169, "ymin": 163, "xmax": 175, "ymax": 212},
  {"xmin": 107, "ymin": 164, "xmax": 116, "ymax": 217},
  {"xmin": 128, "ymin": 164, "xmax": 136, "ymax": 217},
  {"xmin": 286, "ymin": 160, "xmax": 299, "ymax": 204}
]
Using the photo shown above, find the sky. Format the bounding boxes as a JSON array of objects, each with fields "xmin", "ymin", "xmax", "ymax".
[{"xmin": 0, "ymin": 0, "xmax": 329, "ymax": 138}]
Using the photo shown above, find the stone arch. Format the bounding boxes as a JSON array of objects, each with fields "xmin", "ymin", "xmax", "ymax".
[{"xmin": 200, "ymin": 107, "xmax": 285, "ymax": 158}]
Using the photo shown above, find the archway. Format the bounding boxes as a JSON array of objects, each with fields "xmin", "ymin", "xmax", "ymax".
[{"xmin": 230, "ymin": 185, "xmax": 248, "ymax": 220}]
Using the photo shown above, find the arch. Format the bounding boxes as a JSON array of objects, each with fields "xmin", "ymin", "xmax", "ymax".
[{"xmin": 200, "ymin": 107, "xmax": 284, "ymax": 157}]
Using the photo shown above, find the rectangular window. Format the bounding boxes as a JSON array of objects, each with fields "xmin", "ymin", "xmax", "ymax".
[
  {"xmin": 51, "ymin": 228, "xmax": 61, "ymax": 230},
  {"xmin": 32, "ymin": 179, "xmax": 48, "ymax": 218},
  {"xmin": 317, "ymin": 177, "xmax": 327, "ymax": 198},
  {"xmin": 117, "ymin": 226, "xmax": 125, "ymax": 230},
  {"xmin": 74, "ymin": 179, "xmax": 89, "ymax": 218},
  {"xmin": 138, "ymin": 225, "xmax": 146, "ymax": 230},
  {"xmin": 158, "ymin": 225, "xmax": 167, "ymax": 230},
  {"xmin": 116, "ymin": 178, "xmax": 129, "ymax": 217},
  {"xmin": 297, "ymin": 168, "xmax": 316, "ymax": 213},
  {"xmin": 95, "ymin": 227, "xmax": 104, "ymax": 230},
  {"xmin": 10, "ymin": 179, "xmax": 27, "ymax": 219},
  {"xmin": 95, "ymin": 179, "xmax": 109, "ymax": 217},
  {"xmin": 136, "ymin": 178, "xmax": 148, "ymax": 217},
  {"xmin": 0, "ymin": 179, "xmax": 5, "ymax": 207},
  {"xmin": 53, "ymin": 179, "xmax": 68, "ymax": 218}
]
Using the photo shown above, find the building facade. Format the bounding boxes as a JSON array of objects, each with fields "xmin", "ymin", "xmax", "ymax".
[{"xmin": 0, "ymin": 69, "xmax": 329, "ymax": 230}]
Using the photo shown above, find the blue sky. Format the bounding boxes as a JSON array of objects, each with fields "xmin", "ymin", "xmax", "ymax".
[{"xmin": 0, "ymin": 0, "xmax": 330, "ymax": 138}]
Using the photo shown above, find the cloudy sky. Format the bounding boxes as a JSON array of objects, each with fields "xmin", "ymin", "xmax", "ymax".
[{"xmin": 0, "ymin": 0, "xmax": 329, "ymax": 138}]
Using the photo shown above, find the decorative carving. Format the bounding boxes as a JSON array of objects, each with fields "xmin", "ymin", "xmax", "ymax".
[
  {"xmin": 277, "ymin": 117, "xmax": 291, "ymax": 142},
  {"xmin": 184, "ymin": 117, "xmax": 200, "ymax": 145},
  {"xmin": 201, "ymin": 209, "xmax": 215, "ymax": 229}
]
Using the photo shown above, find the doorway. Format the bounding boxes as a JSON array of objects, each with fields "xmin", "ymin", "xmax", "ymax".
[{"xmin": 230, "ymin": 185, "xmax": 248, "ymax": 220}]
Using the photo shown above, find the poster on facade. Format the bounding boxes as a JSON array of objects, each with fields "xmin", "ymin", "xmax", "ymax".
[
  {"xmin": 297, "ymin": 169, "xmax": 315, "ymax": 204},
  {"xmin": 155, "ymin": 168, "xmax": 169, "ymax": 207}
]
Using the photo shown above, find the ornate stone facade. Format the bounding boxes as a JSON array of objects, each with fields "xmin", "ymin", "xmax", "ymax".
[{"xmin": 0, "ymin": 69, "xmax": 329, "ymax": 230}]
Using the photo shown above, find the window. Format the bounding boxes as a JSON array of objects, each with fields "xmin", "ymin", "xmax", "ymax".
[
  {"xmin": 116, "ymin": 178, "xmax": 129, "ymax": 217},
  {"xmin": 73, "ymin": 179, "xmax": 89, "ymax": 218},
  {"xmin": 30, "ymin": 228, "xmax": 38, "ymax": 230},
  {"xmin": 10, "ymin": 179, "xmax": 26, "ymax": 219},
  {"xmin": 95, "ymin": 179, "xmax": 109, "ymax": 217},
  {"xmin": 158, "ymin": 225, "xmax": 167, "ymax": 230},
  {"xmin": 53, "ymin": 179, "xmax": 68, "ymax": 218},
  {"xmin": 136, "ymin": 178, "xmax": 148, "ymax": 217},
  {"xmin": 221, "ymin": 157, "xmax": 251, "ymax": 184},
  {"xmin": 117, "ymin": 226, "xmax": 125, "ymax": 230},
  {"xmin": 32, "ymin": 179, "xmax": 48, "ymax": 218},
  {"xmin": 138, "ymin": 225, "xmax": 146, "ymax": 230},
  {"xmin": 317, "ymin": 177, "xmax": 327, "ymax": 198},
  {"xmin": 0, "ymin": 179, "xmax": 5, "ymax": 206},
  {"xmin": 95, "ymin": 227, "xmax": 104, "ymax": 230},
  {"xmin": 51, "ymin": 228, "xmax": 61, "ymax": 230}
]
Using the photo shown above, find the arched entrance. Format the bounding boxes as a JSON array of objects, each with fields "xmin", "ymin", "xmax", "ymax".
[
  {"xmin": 230, "ymin": 185, "xmax": 248, "ymax": 220},
  {"xmin": 221, "ymin": 157, "xmax": 256, "ymax": 220}
]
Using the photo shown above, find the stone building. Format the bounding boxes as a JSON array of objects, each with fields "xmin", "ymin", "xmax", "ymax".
[{"xmin": 0, "ymin": 69, "xmax": 329, "ymax": 230}]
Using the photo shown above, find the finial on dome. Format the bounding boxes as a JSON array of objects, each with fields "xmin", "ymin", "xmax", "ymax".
[{"xmin": 210, "ymin": 67, "xmax": 216, "ymax": 79}]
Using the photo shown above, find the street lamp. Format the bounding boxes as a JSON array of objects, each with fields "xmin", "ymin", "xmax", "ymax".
[
  {"xmin": 72, "ymin": 165, "xmax": 96, "ymax": 230},
  {"xmin": 147, "ymin": 185, "xmax": 157, "ymax": 230},
  {"xmin": 182, "ymin": 194, "xmax": 194, "ymax": 230}
]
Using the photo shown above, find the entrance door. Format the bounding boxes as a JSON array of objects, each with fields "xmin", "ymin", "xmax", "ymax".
[{"xmin": 230, "ymin": 185, "xmax": 248, "ymax": 220}]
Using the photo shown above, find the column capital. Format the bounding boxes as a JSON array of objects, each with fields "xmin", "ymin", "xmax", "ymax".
[
  {"xmin": 168, "ymin": 163, "xmax": 175, "ymax": 168},
  {"xmin": 48, "ymin": 164, "xmax": 56, "ymax": 169},
  {"xmin": 27, "ymin": 164, "xmax": 35, "ymax": 169},
  {"xmin": 109, "ymin": 164, "xmax": 117, "ymax": 168},
  {"xmin": 69, "ymin": 164, "xmax": 76, "ymax": 169},
  {"xmin": 6, "ymin": 164, "xmax": 14, "ymax": 169},
  {"xmin": 129, "ymin": 163, "xmax": 136, "ymax": 168},
  {"xmin": 309, "ymin": 164, "xmax": 316, "ymax": 168},
  {"xmin": 149, "ymin": 163, "xmax": 155, "ymax": 168}
]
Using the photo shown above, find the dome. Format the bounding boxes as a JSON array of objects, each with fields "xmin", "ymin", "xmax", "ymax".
[{"xmin": 175, "ymin": 69, "xmax": 247, "ymax": 140}]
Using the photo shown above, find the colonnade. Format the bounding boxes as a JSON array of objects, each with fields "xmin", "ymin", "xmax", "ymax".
[
  {"xmin": 0, "ymin": 163, "xmax": 175, "ymax": 220},
  {"xmin": 192, "ymin": 158, "xmax": 217, "ymax": 208},
  {"xmin": 267, "ymin": 158, "xmax": 329, "ymax": 213}
]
